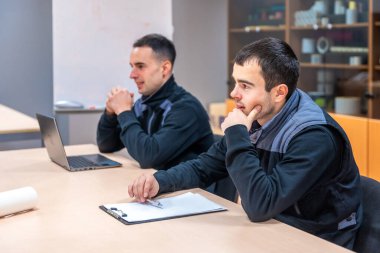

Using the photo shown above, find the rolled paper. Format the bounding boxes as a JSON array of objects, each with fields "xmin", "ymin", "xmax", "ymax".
[{"xmin": 0, "ymin": 187, "xmax": 38, "ymax": 217}]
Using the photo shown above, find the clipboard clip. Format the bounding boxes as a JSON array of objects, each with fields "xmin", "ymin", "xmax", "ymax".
[
  {"xmin": 146, "ymin": 199, "xmax": 164, "ymax": 209},
  {"xmin": 110, "ymin": 207, "xmax": 128, "ymax": 218}
]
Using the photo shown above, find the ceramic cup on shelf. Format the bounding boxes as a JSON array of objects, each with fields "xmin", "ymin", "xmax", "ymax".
[
  {"xmin": 349, "ymin": 56, "xmax": 362, "ymax": 65},
  {"xmin": 311, "ymin": 54, "xmax": 322, "ymax": 64},
  {"xmin": 334, "ymin": 96, "xmax": 361, "ymax": 115},
  {"xmin": 321, "ymin": 17, "xmax": 329, "ymax": 26}
]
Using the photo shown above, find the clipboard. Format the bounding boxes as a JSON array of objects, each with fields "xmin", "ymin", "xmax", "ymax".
[{"xmin": 99, "ymin": 192, "xmax": 227, "ymax": 225}]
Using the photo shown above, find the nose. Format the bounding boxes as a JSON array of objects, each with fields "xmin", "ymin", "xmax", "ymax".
[
  {"xmin": 130, "ymin": 68, "xmax": 138, "ymax": 79},
  {"xmin": 230, "ymin": 85, "xmax": 240, "ymax": 99}
]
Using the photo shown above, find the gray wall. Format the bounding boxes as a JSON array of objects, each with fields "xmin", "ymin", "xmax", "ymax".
[
  {"xmin": 172, "ymin": 0, "xmax": 228, "ymax": 108},
  {"xmin": 0, "ymin": 0, "xmax": 53, "ymax": 117},
  {"xmin": 0, "ymin": 0, "xmax": 52, "ymax": 149}
]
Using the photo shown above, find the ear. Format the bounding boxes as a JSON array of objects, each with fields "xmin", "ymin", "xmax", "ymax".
[
  {"xmin": 161, "ymin": 60, "xmax": 172, "ymax": 78},
  {"xmin": 273, "ymin": 84, "xmax": 288, "ymax": 102}
]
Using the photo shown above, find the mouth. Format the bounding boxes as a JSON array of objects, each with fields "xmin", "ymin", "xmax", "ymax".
[
  {"xmin": 135, "ymin": 81, "xmax": 144, "ymax": 90},
  {"xmin": 235, "ymin": 103, "xmax": 245, "ymax": 110}
]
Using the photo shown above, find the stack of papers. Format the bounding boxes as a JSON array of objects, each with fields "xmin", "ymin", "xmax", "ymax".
[{"xmin": 100, "ymin": 192, "xmax": 227, "ymax": 224}]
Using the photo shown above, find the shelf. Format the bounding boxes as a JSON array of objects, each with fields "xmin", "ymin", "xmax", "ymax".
[
  {"xmin": 300, "ymin": 62, "xmax": 368, "ymax": 70},
  {"xmin": 329, "ymin": 46, "xmax": 368, "ymax": 53},
  {"xmin": 291, "ymin": 23, "xmax": 368, "ymax": 30},
  {"xmin": 230, "ymin": 25, "xmax": 285, "ymax": 33},
  {"xmin": 228, "ymin": 0, "xmax": 378, "ymax": 118}
]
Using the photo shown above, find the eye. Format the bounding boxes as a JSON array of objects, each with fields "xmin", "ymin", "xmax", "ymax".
[
  {"xmin": 133, "ymin": 63, "xmax": 145, "ymax": 70},
  {"xmin": 240, "ymin": 83, "xmax": 249, "ymax": 89}
]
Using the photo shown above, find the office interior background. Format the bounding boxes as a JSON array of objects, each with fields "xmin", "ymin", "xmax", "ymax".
[
  {"xmin": 1, "ymin": 0, "xmax": 380, "ymax": 180},
  {"xmin": 0, "ymin": 0, "xmax": 228, "ymax": 149}
]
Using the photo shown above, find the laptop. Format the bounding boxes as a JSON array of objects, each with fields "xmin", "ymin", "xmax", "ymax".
[{"xmin": 36, "ymin": 113, "xmax": 122, "ymax": 171}]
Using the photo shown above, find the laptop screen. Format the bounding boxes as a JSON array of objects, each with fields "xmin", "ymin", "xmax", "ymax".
[{"xmin": 36, "ymin": 113, "xmax": 71, "ymax": 169}]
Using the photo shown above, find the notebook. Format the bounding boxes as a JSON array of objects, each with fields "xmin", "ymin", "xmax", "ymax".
[
  {"xmin": 100, "ymin": 192, "xmax": 227, "ymax": 225},
  {"xmin": 36, "ymin": 113, "xmax": 122, "ymax": 171}
]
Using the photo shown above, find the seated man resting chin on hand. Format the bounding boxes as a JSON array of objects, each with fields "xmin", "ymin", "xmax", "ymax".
[{"xmin": 128, "ymin": 37, "xmax": 362, "ymax": 251}]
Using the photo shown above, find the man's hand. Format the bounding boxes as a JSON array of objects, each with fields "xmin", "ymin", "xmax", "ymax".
[
  {"xmin": 106, "ymin": 87, "xmax": 134, "ymax": 115},
  {"xmin": 221, "ymin": 105, "xmax": 261, "ymax": 132},
  {"xmin": 105, "ymin": 88, "xmax": 118, "ymax": 115},
  {"xmin": 128, "ymin": 173, "xmax": 160, "ymax": 203}
]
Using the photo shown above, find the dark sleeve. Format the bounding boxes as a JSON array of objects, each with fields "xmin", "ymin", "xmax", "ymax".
[
  {"xmin": 154, "ymin": 138, "xmax": 229, "ymax": 193},
  {"xmin": 224, "ymin": 124, "xmax": 341, "ymax": 222},
  {"xmin": 96, "ymin": 111, "xmax": 124, "ymax": 153},
  {"xmin": 117, "ymin": 103, "xmax": 209, "ymax": 168}
]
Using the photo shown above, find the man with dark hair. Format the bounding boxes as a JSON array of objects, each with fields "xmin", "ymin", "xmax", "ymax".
[
  {"xmin": 97, "ymin": 33, "xmax": 214, "ymax": 170},
  {"xmin": 128, "ymin": 37, "xmax": 362, "ymax": 250}
]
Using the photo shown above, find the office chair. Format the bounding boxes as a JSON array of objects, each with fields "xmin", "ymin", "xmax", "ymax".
[
  {"xmin": 353, "ymin": 176, "xmax": 380, "ymax": 253},
  {"xmin": 206, "ymin": 134, "xmax": 238, "ymax": 202}
]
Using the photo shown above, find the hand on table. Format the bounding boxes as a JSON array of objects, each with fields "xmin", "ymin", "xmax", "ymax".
[{"xmin": 128, "ymin": 172, "xmax": 160, "ymax": 202}]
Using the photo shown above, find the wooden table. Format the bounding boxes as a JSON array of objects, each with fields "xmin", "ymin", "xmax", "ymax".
[
  {"xmin": 0, "ymin": 144, "xmax": 352, "ymax": 253},
  {"xmin": 0, "ymin": 104, "xmax": 39, "ymax": 134},
  {"xmin": 0, "ymin": 104, "xmax": 40, "ymax": 149}
]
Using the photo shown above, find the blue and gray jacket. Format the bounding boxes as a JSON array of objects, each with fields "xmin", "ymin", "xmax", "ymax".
[
  {"xmin": 155, "ymin": 89, "xmax": 362, "ymax": 249},
  {"xmin": 97, "ymin": 75, "xmax": 214, "ymax": 170}
]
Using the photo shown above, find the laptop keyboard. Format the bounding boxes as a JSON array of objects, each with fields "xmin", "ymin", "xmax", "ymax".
[{"xmin": 68, "ymin": 156, "xmax": 97, "ymax": 169}]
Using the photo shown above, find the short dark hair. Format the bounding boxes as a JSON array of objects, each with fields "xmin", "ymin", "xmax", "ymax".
[
  {"xmin": 234, "ymin": 37, "xmax": 299, "ymax": 99},
  {"xmin": 133, "ymin": 33, "xmax": 176, "ymax": 66}
]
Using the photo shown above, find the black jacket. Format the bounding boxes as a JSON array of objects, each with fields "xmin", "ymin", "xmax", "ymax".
[
  {"xmin": 154, "ymin": 89, "xmax": 362, "ymax": 249},
  {"xmin": 97, "ymin": 75, "xmax": 214, "ymax": 170}
]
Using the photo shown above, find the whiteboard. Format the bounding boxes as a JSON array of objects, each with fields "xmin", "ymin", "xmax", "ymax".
[{"xmin": 53, "ymin": 0, "xmax": 173, "ymax": 108}]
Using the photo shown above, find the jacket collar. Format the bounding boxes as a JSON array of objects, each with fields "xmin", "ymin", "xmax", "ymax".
[
  {"xmin": 250, "ymin": 89, "xmax": 327, "ymax": 153},
  {"xmin": 250, "ymin": 89, "xmax": 300, "ymax": 144},
  {"xmin": 140, "ymin": 75, "xmax": 176, "ymax": 107}
]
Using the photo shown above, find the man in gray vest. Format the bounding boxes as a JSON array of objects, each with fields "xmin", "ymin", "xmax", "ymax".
[{"xmin": 128, "ymin": 37, "xmax": 362, "ymax": 250}]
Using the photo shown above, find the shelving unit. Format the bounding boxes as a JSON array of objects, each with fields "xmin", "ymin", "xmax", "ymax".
[
  {"xmin": 230, "ymin": 25, "xmax": 286, "ymax": 33},
  {"xmin": 301, "ymin": 62, "xmax": 368, "ymax": 69},
  {"xmin": 228, "ymin": 0, "xmax": 380, "ymax": 119},
  {"xmin": 290, "ymin": 23, "xmax": 369, "ymax": 29},
  {"xmin": 228, "ymin": 0, "xmax": 286, "ymax": 93}
]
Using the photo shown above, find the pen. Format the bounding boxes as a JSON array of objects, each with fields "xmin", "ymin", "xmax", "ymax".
[{"xmin": 146, "ymin": 199, "xmax": 164, "ymax": 209}]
